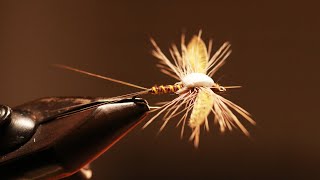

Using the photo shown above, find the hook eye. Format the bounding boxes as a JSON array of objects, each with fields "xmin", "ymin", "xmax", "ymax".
[{"xmin": 219, "ymin": 86, "xmax": 226, "ymax": 92}]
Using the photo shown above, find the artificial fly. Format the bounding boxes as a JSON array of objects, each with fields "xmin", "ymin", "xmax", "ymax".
[{"xmin": 55, "ymin": 31, "xmax": 255, "ymax": 147}]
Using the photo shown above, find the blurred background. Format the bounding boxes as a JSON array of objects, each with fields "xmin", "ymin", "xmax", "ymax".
[{"xmin": 0, "ymin": 0, "xmax": 319, "ymax": 179}]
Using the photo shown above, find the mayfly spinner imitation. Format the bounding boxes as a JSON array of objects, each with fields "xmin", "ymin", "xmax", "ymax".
[{"xmin": 56, "ymin": 31, "xmax": 255, "ymax": 147}]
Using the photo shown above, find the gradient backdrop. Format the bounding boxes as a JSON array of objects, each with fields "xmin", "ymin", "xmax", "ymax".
[{"xmin": 0, "ymin": 1, "xmax": 319, "ymax": 179}]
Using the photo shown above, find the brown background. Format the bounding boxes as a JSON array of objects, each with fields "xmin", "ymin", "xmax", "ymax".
[{"xmin": 0, "ymin": 0, "xmax": 319, "ymax": 179}]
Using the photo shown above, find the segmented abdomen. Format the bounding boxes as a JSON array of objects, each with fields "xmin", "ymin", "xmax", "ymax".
[{"xmin": 149, "ymin": 84, "xmax": 183, "ymax": 94}]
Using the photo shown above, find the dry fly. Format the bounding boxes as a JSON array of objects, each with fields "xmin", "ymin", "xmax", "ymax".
[{"xmin": 55, "ymin": 31, "xmax": 255, "ymax": 147}]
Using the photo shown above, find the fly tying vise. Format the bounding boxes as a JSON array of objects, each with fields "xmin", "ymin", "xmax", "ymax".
[{"xmin": 55, "ymin": 31, "xmax": 255, "ymax": 147}]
